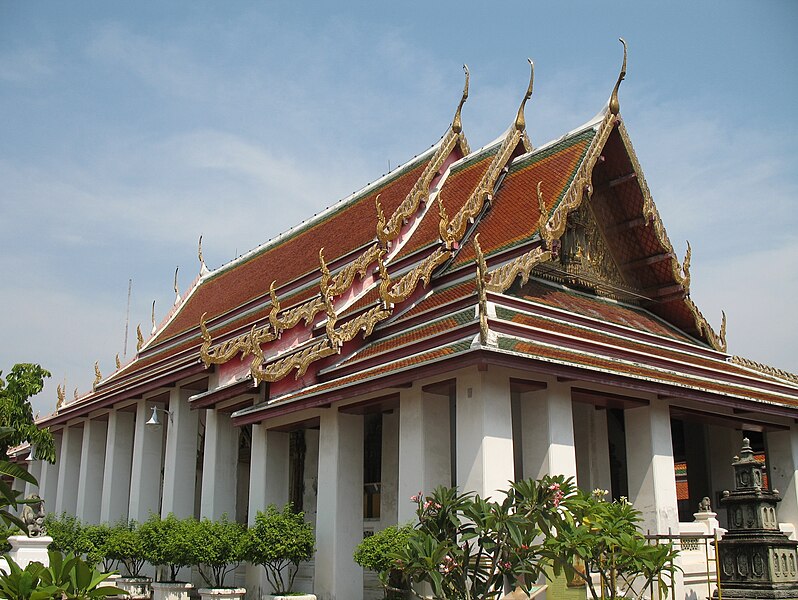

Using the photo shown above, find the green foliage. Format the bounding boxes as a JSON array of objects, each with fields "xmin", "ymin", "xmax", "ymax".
[
  {"xmin": 1, "ymin": 551, "xmax": 124, "ymax": 600},
  {"xmin": 395, "ymin": 475, "xmax": 577, "ymax": 600},
  {"xmin": 545, "ymin": 489, "xmax": 679, "ymax": 600},
  {"xmin": 190, "ymin": 515, "xmax": 246, "ymax": 589},
  {"xmin": 80, "ymin": 523, "xmax": 115, "ymax": 572},
  {"xmin": 0, "ymin": 557, "xmax": 59, "ymax": 600},
  {"xmin": 39, "ymin": 550, "xmax": 125, "ymax": 599},
  {"xmin": 139, "ymin": 513, "xmax": 195, "ymax": 582},
  {"xmin": 0, "ymin": 428, "xmax": 39, "ymax": 532},
  {"xmin": 44, "ymin": 513, "xmax": 86, "ymax": 556},
  {"xmin": 0, "ymin": 364, "xmax": 55, "ymax": 463},
  {"xmin": 104, "ymin": 520, "xmax": 146, "ymax": 578},
  {"xmin": 353, "ymin": 525, "xmax": 413, "ymax": 597},
  {"xmin": 245, "ymin": 504, "xmax": 314, "ymax": 594}
]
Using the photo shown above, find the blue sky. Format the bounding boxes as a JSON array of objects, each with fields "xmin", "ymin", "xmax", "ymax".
[{"xmin": 1, "ymin": 1, "xmax": 796, "ymax": 413}]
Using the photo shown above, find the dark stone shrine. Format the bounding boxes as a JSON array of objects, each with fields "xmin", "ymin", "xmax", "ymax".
[{"xmin": 715, "ymin": 438, "xmax": 798, "ymax": 599}]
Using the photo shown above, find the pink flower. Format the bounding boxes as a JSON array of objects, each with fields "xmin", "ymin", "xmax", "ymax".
[{"xmin": 410, "ymin": 491, "xmax": 422, "ymax": 503}]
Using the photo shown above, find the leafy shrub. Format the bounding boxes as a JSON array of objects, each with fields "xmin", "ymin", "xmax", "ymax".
[
  {"xmin": 105, "ymin": 519, "xmax": 146, "ymax": 578},
  {"xmin": 353, "ymin": 525, "xmax": 412, "ymax": 598},
  {"xmin": 245, "ymin": 504, "xmax": 314, "ymax": 595},
  {"xmin": 190, "ymin": 515, "xmax": 246, "ymax": 588},
  {"xmin": 44, "ymin": 513, "xmax": 86, "ymax": 556},
  {"xmin": 80, "ymin": 522, "xmax": 115, "ymax": 572},
  {"xmin": 139, "ymin": 513, "xmax": 195, "ymax": 582}
]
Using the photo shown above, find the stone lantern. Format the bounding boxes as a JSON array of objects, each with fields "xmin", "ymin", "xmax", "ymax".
[{"xmin": 715, "ymin": 437, "xmax": 798, "ymax": 599}]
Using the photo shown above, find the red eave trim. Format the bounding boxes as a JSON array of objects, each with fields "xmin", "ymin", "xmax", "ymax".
[{"xmin": 189, "ymin": 378, "xmax": 260, "ymax": 410}]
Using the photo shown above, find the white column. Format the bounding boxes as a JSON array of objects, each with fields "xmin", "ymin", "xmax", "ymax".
[
  {"xmin": 247, "ymin": 425, "xmax": 289, "ymax": 523},
  {"xmin": 521, "ymin": 382, "xmax": 577, "ymax": 481},
  {"xmin": 39, "ymin": 433, "xmax": 61, "ymax": 512},
  {"xmin": 129, "ymin": 399, "xmax": 165, "ymax": 522},
  {"xmin": 23, "ymin": 460, "xmax": 42, "ymax": 500},
  {"xmin": 76, "ymin": 418, "xmax": 108, "ymax": 522},
  {"xmin": 162, "ymin": 389, "xmax": 199, "ymax": 518},
  {"xmin": 572, "ymin": 402, "xmax": 611, "ymax": 492},
  {"xmin": 624, "ymin": 399, "xmax": 679, "ymax": 534},
  {"xmin": 55, "ymin": 424, "xmax": 83, "ymax": 515},
  {"xmin": 200, "ymin": 408, "xmax": 238, "ymax": 519},
  {"xmin": 397, "ymin": 386, "xmax": 451, "ymax": 524},
  {"xmin": 101, "ymin": 409, "xmax": 134, "ymax": 523},
  {"xmin": 381, "ymin": 411, "xmax": 399, "ymax": 528},
  {"xmin": 456, "ymin": 367, "xmax": 515, "ymax": 499},
  {"xmin": 315, "ymin": 410, "xmax": 363, "ymax": 600},
  {"xmin": 767, "ymin": 425, "xmax": 798, "ymax": 528}
]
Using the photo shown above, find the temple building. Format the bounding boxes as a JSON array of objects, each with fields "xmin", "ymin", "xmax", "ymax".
[{"xmin": 18, "ymin": 46, "xmax": 798, "ymax": 599}]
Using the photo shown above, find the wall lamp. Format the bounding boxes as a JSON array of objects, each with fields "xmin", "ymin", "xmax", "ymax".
[{"xmin": 145, "ymin": 406, "xmax": 172, "ymax": 428}]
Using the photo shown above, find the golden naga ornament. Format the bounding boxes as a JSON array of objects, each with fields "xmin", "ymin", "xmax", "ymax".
[
  {"xmin": 115, "ymin": 354, "xmax": 121, "ymax": 370},
  {"xmin": 136, "ymin": 325, "xmax": 144, "ymax": 352},
  {"xmin": 56, "ymin": 384, "xmax": 65, "ymax": 410}
]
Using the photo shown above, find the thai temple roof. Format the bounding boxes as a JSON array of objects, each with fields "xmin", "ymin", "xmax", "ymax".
[{"xmin": 40, "ymin": 45, "xmax": 798, "ymax": 430}]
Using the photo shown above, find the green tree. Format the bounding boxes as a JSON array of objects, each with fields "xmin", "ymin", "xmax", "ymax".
[
  {"xmin": 0, "ymin": 427, "xmax": 38, "ymax": 532},
  {"xmin": 245, "ymin": 504, "xmax": 314, "ymax": 594},
  {"xmin": 0, "ymin": 364, "xmax": 55, "ymax": 463},
  {"xmin": 189, "ymin": 516, "xmax": 246, "ymax": 589},
  {"xmin": 139, "ymin": 514, "xmax": 195, "ymax": 582},
  {"xmin": 546, "ymin": 489, "xmax": 679, "ymax": 600},
  {"xmin": 353, "ymin": 524, "xmax": 412, "ymax": 598}
]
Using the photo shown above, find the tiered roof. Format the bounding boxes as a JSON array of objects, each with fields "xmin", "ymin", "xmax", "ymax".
[{"xmin": 41, "ymin": 47, "xmax": 798, "ymax": 430}]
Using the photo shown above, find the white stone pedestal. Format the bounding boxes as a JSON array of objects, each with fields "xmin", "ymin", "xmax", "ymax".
[
  {"xmin": 152, "ymin": 581, "xmax": 195, "ymax": 600},
  {"xmin": 6, "ymin": 535, "xmax": 53, "ymax": 569},
  {"xmin": 198, "ymin": 588, "xmax": 246, "ymax": 600}
]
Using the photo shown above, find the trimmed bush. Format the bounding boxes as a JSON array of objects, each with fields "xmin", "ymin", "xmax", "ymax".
[
  {"xmin": 245, "ymin": 504, "xmax": 314, "ymax": 595},
  {"xmin": 140, "ymin": 513, "xmax": 195, "ymax": 582}
]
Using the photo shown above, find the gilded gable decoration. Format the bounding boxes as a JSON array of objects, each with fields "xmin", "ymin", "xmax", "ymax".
[
  {"xmin": 485, "ymin": 247, "xmax": 552, "ymax": 293},
  {"xmin": 537, "ymin": 181, "xmax": 556, "ymax": 249},
  {"xmin": 730, "ymin": 356, "xmax": 798, "ymax": 386}
]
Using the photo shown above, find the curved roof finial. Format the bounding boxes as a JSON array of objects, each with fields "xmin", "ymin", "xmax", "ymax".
[
  {"xmin": 173, "ymin": 266, "xmax": 181, "ymax": 305},
  {"xmin": 609, "ymin": 38, "xmax": 627, "ymax": 116},
  {"xmin": 514, "ymin": 59, "xmax": 534, "ymax": 131},
  {"xmin": 93, "ymin": 361, "xmax": 101, "ymax": 392},
  {"xmin": 151, "ymin": 299, "xmax": 157, "ymax": 335},
  {"xmin": 452, "ymin": 64, "xmax": 470, "ymax": 134},
  {"xmin": 198, "ymin": 235, "xmax": 209, "ymax": 276}
]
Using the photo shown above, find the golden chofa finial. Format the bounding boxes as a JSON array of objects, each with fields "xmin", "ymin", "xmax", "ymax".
[
  {"xmin": 452, "ymin": 64, "xmax": 470, "ymax": 134},
  {"xmin": 173, "ymin": 266, "xmax": 180, "ymax": 306},
  {"xmin": 56, "ymin": 383, "xmax": 65, "ymax": 410},
  {"xmin": 136, "ymin": 324, "xmax": 144, "ymax": 352},
  {"xmin": 151, "ymin": 300, "xmax": 157, "ymax": 335},
  {"xmin": 92, "ymin": 361, "xmax": 101, "ymax": 392},
  {"xmin": 198, "ymin": 235, "xmax": 209, "ymax": 276},
  {"xmin": 514, "ymin": 59, "xmax": 534, "ymax": 131},
  {"xmin": 73, "ymin": 387, "xmax": 79, "ymax": 400},
  {"xmin": 719, "ymin": 310, "xmax": 728, "ymax": 352},
  {"xmin": 609, "ymin": 38, "xmax": 628, "ymax": 116},
  {"xmin": 115, "ymin": 353, "xmax": 121, "ymax": 370},
  {"xmin": 682, "ymin": 241, "xmax": 692, "ymax": 290}
]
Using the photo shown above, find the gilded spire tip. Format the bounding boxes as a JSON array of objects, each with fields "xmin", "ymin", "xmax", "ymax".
[
  {"xmin": 514, "ymin": 59, "xmax": 534, "ymax": 131},
  {"xmin": 609, "ymin": 38, "xmax": 627, "ymax": 116},
  {"xmin": 452, "ymin": 64, "xmax": 470, "ymax": 134}
]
